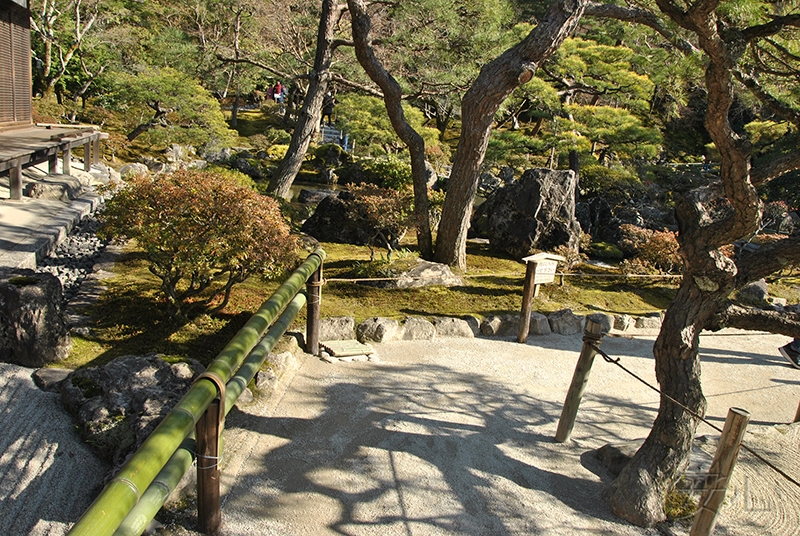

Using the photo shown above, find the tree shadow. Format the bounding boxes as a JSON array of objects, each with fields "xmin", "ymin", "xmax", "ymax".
[{"xmin": 220, "ymin": 361, "xmax": 654, "ymax": 534}]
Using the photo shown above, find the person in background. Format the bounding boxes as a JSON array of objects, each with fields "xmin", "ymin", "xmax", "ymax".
[
  {"xmin": 779, "ymin": 338, "xmax": 800, "ymax": 369},
  {"xmin": 321, "ymin": 91, "xmax": 335, "ymax": 125}
]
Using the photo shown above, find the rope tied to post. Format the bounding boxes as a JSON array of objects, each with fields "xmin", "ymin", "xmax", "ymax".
[{"xmin": 587, "ymin": 342, "xmax": 800, "ymax": 492}]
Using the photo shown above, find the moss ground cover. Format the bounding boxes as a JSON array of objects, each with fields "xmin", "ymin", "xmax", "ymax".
[{"xmin": 62, "ymin": 237, "xmax": 706, "ymax": 370}]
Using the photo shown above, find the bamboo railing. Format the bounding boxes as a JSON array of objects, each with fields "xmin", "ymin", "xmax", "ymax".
[{"xmin": 66, "ymin": 249, "xmax": 326, "ymax": 536}]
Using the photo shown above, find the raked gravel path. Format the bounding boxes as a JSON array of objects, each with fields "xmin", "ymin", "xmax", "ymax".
[{"xmin": 0, "ymin": 363, "xmax": 107, "ymax": 536}]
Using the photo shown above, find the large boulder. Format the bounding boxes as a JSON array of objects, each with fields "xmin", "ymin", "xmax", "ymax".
[
  {"xmin": 0, "ymin": 270, "xmax": 71, "ymax": 367},
  {"xmin": 471, "ymin": 168, "xmax": 581, "ymax": 258},
  {"xmin": 300, "ymin": 191, "xmax": 375, "ymax": 246},
  {"xmin": 60, "ymin": 354, "xmax": 204, "ymax": 468}
]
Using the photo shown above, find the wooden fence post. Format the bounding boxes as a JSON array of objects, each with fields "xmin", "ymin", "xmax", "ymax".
[
  {"xmin": 196, "ymin": 373, "xmax": 226, "ymax": 536},
  {"xmin": 62, "ymin": 146, "xmax": 71, "ymax": 175},
  {"xmin": 9, "ymin": 158, "xmax": 22, "ymax": 200},
  {"xmin": 517, "ymin": 261, "xmax": 537, "ymax": 343},
  {"xmin": 555, "ymin": 319, "xmax": 604, "ymax": 443},
  {"xmin": 690, "ymin": 407, "xmax": 750, "ymax": 536},
  {"xmin": 306, "ymin": 260, "xmax": 322, "ymax": 355}
]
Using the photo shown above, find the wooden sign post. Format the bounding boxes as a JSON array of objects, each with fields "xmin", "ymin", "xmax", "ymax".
[{"xmin": 517, "ymin": 253, "xmax": 565, "ymax": 343}]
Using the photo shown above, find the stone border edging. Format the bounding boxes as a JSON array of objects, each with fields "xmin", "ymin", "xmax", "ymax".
[{"xmin": 318, "ymin": 309, "xmax": 665, "ymax": 345}]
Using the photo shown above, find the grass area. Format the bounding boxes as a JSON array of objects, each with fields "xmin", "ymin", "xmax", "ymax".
[{"xmin": 63, "ymin": 239, "xmax": 691, "ymax": 371}]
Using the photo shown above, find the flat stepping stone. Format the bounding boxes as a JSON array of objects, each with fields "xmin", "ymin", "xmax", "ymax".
[{"xmin": 321, "ymin": 340, "xmax": 375, "ymax": 357}]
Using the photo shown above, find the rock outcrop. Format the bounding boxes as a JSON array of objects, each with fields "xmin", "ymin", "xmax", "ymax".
[
  {"xmin": 0, "ymin": 270, "xmax": 71, "ymax": 367},
  {"xmin": 471, "ymin": 168, "xmax": 581, "ymax": 258}
]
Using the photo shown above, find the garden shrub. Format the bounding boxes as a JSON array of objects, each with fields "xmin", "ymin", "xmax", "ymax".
[
  {"xmin": 618, "ymin": 224, "xmax": 681, "ymax": 273},
  {"xmin": 345, "ymin": 183, "xmax": 413, "ymax": 261},
  {"xmin": 99, "ymin": 169, "xmax": 299, "ymax": 320}
]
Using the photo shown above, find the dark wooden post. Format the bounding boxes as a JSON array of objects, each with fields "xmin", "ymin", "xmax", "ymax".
[
  {"xmin": 62, "ymin": 145, "xmax": 71, "ymax": 175},
  {"xmin": 196, "ymin": 373, "xmax": 226, "ymax": 535},
  {"xmin": 690, "ymin": 408, "xmax": 750, "ymax": 536},
  {"xmin": 306, "ymin": 260, "xmax": 323, "ymax": 355},
  {"xmin": 555, "ymin": 319, "xmax": 604, "ymax": 442},
  {"xmin": 517, "ymin": 261, "xmax": 537, "ymax": 343},
  {"xmin": 48, "ymin": 153, "xmax": 58, "ymax": 173},
  {"xmin": 92, "ymin": 135, "xmax": 100, "ymax": 165},
  {"xmin": 9, "ymin": 158, "xmax": 22, "ymax": 200},
  {"xmin": 83, "ymin": 141, "xmax": 92, "ymax": 171}
]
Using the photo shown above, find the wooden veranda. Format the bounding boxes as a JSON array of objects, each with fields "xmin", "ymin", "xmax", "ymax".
[{"xmin": 0, "ymin": 124, "xmax": 104, "ymax": 200}]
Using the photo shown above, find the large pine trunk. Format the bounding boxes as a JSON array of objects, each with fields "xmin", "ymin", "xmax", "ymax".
[
  {"xmin": 603, "ymin": 279, "xmax": 714, "ymax": 525},
  {"xmin": 435, "ymin": 0, "xmax": 587, "ymax": 269}
]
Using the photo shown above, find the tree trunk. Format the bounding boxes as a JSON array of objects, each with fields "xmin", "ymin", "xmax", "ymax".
[
  {"xmin": 603, "ymin": 1, "xmax": 764, "ymax": 525},
  {"xmin": 604, "ymin": 279, "xmax": 711, "ymax": 526},
  {"xmin": 269, "ymin": 0, "xmax": 341, "ymax": 200},
  {"xmin": 347, "ymin": 0, "xmax": 433, "ymax": 259},
  {"xmin": 434, "ymin": 0, "xmax": 588, "ymax": 269}
]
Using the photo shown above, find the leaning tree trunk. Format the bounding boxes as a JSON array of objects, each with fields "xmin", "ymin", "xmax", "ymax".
[
  {"xmin": 347, "ymin": 0, "xmax": 434, "ymax": 259},
  {"xmin": 603, "ymin": 1, "xmax": 763, "ymax": 525},
  {"xmin": 269, "ymin": 0, "xmax": 341, "ymax": 200},
  {"xmin": 435, "ymin": 0, "xmax": 588, "ymax": 269}
]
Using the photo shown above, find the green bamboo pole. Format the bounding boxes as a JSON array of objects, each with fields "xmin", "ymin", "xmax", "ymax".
[
  {"xmin": 113, "ymin": 293, "xmax": 307, "ymax": 536},
  {"xmin": 68, "ymin": 250, "xmax": 325, "ymax": 536}
]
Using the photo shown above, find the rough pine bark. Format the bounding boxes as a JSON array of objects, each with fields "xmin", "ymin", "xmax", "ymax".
[
  {"xmin": 269, "ymin": 0, "xmax": 342, "ymax": 199},
  {"xmin": 347, "ymin": 0, "xmax": 433, "ymax": 259},
  {"xmin": 435, "ymin": 0, "xmax": 588, "ymax": 269},
  {"xmin": 603, "ymin": 0, "xmax": 800, "ymax": 525}
]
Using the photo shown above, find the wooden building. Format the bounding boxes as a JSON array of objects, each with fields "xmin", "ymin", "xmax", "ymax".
[
  {"xmin": 1, "ymin": 0, "xmax": 103, "ymax": 201},
  {"xmin": 1, "ymin": 0, "xmax": 32, "ymax": 128}
]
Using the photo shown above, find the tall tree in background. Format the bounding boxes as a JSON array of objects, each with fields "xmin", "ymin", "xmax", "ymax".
[
  {"xmin": 268, "ymin": 0, "xmax": 346, "ymax": 199},
  {"xmin": 30, "ymin": 0, "xmax": 103, "ymax": 100},
  {"xmin": 588, "ymin": 0, "xmax": 800, "ymax": 526},
  {"xmin": 347, "ymin": 0, "xmax": 434, "ymax": 258},
  {"xmin": 434, "ymin": 0, "xmax": 589, "ymax": 269}
]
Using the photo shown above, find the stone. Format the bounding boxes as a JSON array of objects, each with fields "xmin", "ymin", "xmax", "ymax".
[
  {"xmin": 635, "ymin": 314, "xmax": 662, "ymax": 330},
  {"xmin": 614, "ymin": 314, "xmax": 636, "ymax": 332},
  {"xmin": 201, "ymin": 146, "xmax": 232, "ymax": 163},
  {"xmin": 586, "ymin": 312, "xmax": 614, "ymax": 334},
  {"xmin": 319, "ymin": 316, "xmax": 355, "ymax": 341},
  {"xmin": 394, "ymin": 260, "xmax": 463, "ymax": 289},
  {"xmin": 425, "ymin": 161, "xmax": 438, "ymax": 188},
  {"xmin": 32, "ymin": 367, "xmax": 71, "ymax": 392},
  {"xmin": 265, "ymin": 351, "xmax": 295, "ymax": 377},
  {"xmin": 576, "ymin": 197, "xmax": 620, "ymax": 244},
  {"xmin": 300, "ymin": 192, "xmax": 374, "ymax": 246},
  {"xmin": 480, "ymin": 315, "xmax": 518, "ymax": 337},
  {"xmin": 59, "ymin": 354, "xmax": 204, "ymax": 469},
  {"xmin": 165, "ymin": 144, "xmax": 195, "ymax": 163},
  {"xmin": 470, "ymin": 168, "xmax": 582, "ymax": 258},
  {"xmin": 298, "ymin": 188, "xmax": 339, "ymax": 205},
  {"xmin": 548, "ymin": 308, "xmax": 584, "ymax": 335},
  {"xmin": 736, "ymin": 279, "xmax": 769, "ymax": 305},
  {"xmin": 499, "ymin": 166, "xmax": 515, "ymax": 184},
  {"xmin": 595, "ymin": 442, "xmax": 643, "ymax": 477},
  {"xmin": 528, "ymin": 312, "xmax": 552, "ymax": 336},
  {"xmin": 357, "ymin": 317, "xmax": 404, "ymax": 343},
  {"xmin": 402, "ymin": 316, "xmax": 436, "ymax": 340},
  {"xmin": 235, "ymin": 387, "xmax": 255, "ymax": 407},
  {"xmin": 231, "ymin": 157, "xmax": 263, "ymax": 180},
  {"xmin": 430, "ymin": 316, "xmax": 476, "ymax": 338},
  {"xmin": 255, "ymin": 367, "xmax": 278, "ymax": 396},
  {"xmin": 477, "ymin": 171, "xmax": 502, "ymax": 196},
  {"xmin": 119, "ymin": 162, "xmax": 149, "ymax": 178},
  {"xmin": 24, "ymin": 175, "xmax": 83, "ymax": 201},
  {"xmin": 0, "ymin": 270, "xmax": 71, "ymax": 367}
]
